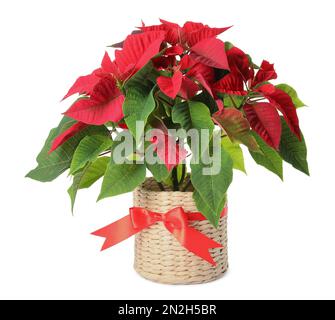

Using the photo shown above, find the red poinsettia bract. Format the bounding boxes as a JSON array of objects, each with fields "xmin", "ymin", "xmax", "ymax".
[
  {"xmin": 156, "ymin": 54, "xmax": 215, "ymax": 99},
  {"xmin": 51, "ymin": 19, "xmax": 301, "ymax": 169},
  {"xmin": 150, "ymin": 130, "xmax": 188, "ymax": 171},
  {"xmin": 64, "ymin": 75, "xmax": 125, "ymax": 125},
  {"xmin": 51, "ymin": 31, "xmax": 166, "ymax": 152},
  {"xmin": 49, "ymin": 121, "xmax": 88, "ymax": 153},
  {"xmin": 212, "ymin": 45, "xmax": 301, "ymax": 149}
]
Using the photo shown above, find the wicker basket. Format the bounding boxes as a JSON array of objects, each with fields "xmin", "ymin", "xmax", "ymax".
[{"xmin": 133, "ymin": 178, "xmax": 228, "ymax": 285}]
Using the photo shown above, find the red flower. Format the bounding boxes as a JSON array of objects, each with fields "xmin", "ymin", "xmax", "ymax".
[
  {"xmin": 56, "ymin": 21, "xmax": 289, "ymax": 158},
  {"xmin": 243, "ymin": 103, "xmax": 282, "ymax": 149},
  {"xmin": 165, "ymin": 45, "xmax": 184, "ymax": 56},
  {"xmin": 140, "ymin": 19, "xmax": 230, "ymax": 70},
  {"xmin": 212, "ymin": 46, "xmax": 253, "ymax": 96},
  {"xmin": 103, "ymin": 31, "xmax": 166, "ymax": 81},
  {"xmin": 150, "ymin": 129, "xmax": 188, "ymax": 171},
  {"xmin": 179, "ymin": 77, "xmax": 200, "ymax": 100},
  {"xmin": 63, "ymin": 31, "xmax": 166, "ymax": 105},
  {"xmin": 257, "ymin": 84, "xmax": 301, "ymax": 139},
  {"xmin": 57, "ymin": 69, "xmax": 123, "ymax": 152},
  {"xmin": 64, "ymin": 75, "xmax": 125, "ymax": 125},
  {"xmin": 211, "ymin": 46, "xmax": 301, "ymax": 147},
  {"xmin": 227, "ymin": 47, "xmax": 254, "ymax": 82},
  {"xmin": 62, "ymin": 71, "xmax": 102, "ymax": 101},
  {"xmin": 212, "ymin": 73, "xmax": 248, "ymax": 96},
  {"xmin": 252, "ymin": 60, "xmax": 277, "ymax": 87},
  {"xmin": 156, "ymin": 55, "xmax": 215, "ymax": 99},
  {"xmin": 157, "ymin": 70, "xmax": 183, "ymax": 99},
  {"xmin": 54, "ymin": 31, "xmax": 167, "ymax": 152},
  {"xmin": 140, "ymin": 19, "xmax": 231, "ymax": 47},
  {"xmin": 190, "ymin": 38, "xmax": 229, "ymax": 70},
  {"xmin": 62, "ymin": 58, "xmax": 125, "ymax": 126}
]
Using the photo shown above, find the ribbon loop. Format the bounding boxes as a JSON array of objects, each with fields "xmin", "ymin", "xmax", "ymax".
[
  {"xmin": 162, "ymin": 207, "xmax": 188, "ymax": 230},
  {"xmin": 130, "ymin": 207, "xmax": 157, "ymax": 229},
  {"xmin": 92, "ymin": 206, "xmax": 227, "ymax": 266}
]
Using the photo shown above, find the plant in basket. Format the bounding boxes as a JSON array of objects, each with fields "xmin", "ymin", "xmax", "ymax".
[{"xmin": 27, "ymin": 19, "xmax": 309, "ymax": 284}]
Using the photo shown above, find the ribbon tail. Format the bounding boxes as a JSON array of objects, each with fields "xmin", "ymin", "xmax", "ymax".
[
  {"xmin": 169, "ymin": 226, "xmax": 223, "ymax": 266},
  {"xmin": 91, "ymin": 215, "xmax": 139, "ymax": 251}
]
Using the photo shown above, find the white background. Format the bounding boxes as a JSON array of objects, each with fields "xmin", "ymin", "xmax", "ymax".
[{"xmin": 0, "ymin": 0, "xmax": 334, "ymax": 300}]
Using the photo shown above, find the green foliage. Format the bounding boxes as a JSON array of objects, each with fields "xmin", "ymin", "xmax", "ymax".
[
  {"xmin": 276, "ymin": 84, "xmax": 306, "ymax": 108},
  {"xmin": 98, "ymin": 162, "xmax": 146, "ymax": 200},
  {"xmin": 192, "ymin": 91, "xmax": 219, "ymax": 114},
  {"xmin": 70, "ymin": 135, "xmax": 113, "ymax": 174},
  {"xmin": 123, "ymin": 62, "xmax": 159, "ymax": 143},
  {"xmin": 279, "ymin": 118, "xmax": 309, "ymax": 175},
  {"xmin": 30, "ymin": 35, "xmax": 309, "ymax": 225},
  {"xmin": 221, "ymin": 136, "xmax": 246, "ymax": 173},
  {"xmin": 124, "ymin": 61, "xmax": 159, "ymax": 90},
  {"xmin": 26, "ymin": 117, "xmax": 109, "ymax": 182},
  {"xmin": 146, "ymin": 162, "xmax": 170, "ymax": 182},
  {"xmin": 162, "ymin": 164, "xmax": 187, "ymax": 189},
  {"xmin": 225, "ymin": 41, "xmax": 234, "ymax": 51},
  {"xmin": 222, "ymin": 94, "xmax": 245, "ymax": 108},
  {"xmin": 68, "ymin": 157, "xmax": 109, "ymax": 211},
  {"xmin": 172, "ymin": 101, "xmax": 214, "ymax": 160},
  {"xmin": 172, "ymin": 101, "xmax": 214, "ymax": 133},
  {"xmin": 249, "ymin": 132, "xmax": 283, "ymax": 180},
  {"xmin": 123, "ymin": 87, "xmax": 156, "ymax": 143},
  {"xmin": 193, "ymin": 190, "xmax": 227, "ymax": 225},
  {"xmin": 191, "ymin": 144, "xmax": 233, "ymax": 227},
  {"xmin": 212, "ymin": 108, "xmax": 260, "ymax": 152}
]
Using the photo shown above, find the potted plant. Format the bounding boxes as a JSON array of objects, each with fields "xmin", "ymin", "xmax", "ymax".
[{"xmin": 26, "ymin": 19, "xmax": 309, "ymax": 285}]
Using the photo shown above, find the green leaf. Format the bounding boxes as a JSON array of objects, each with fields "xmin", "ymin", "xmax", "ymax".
[
  {"xmin": 249, "ymin": 132, "xmax": 283, "ymax": 180},
  {"xmin": 173, "ymin": 101, "xmax": 214, "ymax": 159},
  {"xmin": 279, "ymin": 118, "xmax": 309, "ymax": 175},
  {"xmin": 172, "ymin": 101, "xmax": 214, "ymax": 133},
  {"xmin": 68, "ymin": 157, "xmax": 109, "ymax": 211},
  {"xmin": 193, "ymin": 190, "xmax": 227, "ymax": 224},
  {"xmin": 222, "ymin": 94, "xmax": 245, "ymax": 108},
  {"xmin": 191, "ymin": 145, "xmax": 233, "ymax": 227},
  {"xmin": 146, "ymin": 162, "xmax": 170, "ymax": 182},
  {"xmin": 70, "ymin": 135, "xmax": 113, "ymax": 174},
  {"xmin": 76, "ymin": 157, "xmax": 110, "ymax": 188},
  {"xmin": 225, "ymin": 41, "xmax": 234, "ymax": 51},
  {"xmin": 212, "ymin": 108, "xmax": 260, "ymax": 152},
  {"xmin": 123, "ymin": 62, "xmax": 159, "ymax": 144},
  {"xmin": 123, "ymin": 87, "xmax": 156, "ymax": 144},
  {"xmin": 162, "ymin": 164, "xmax": 186, "ymax": 188},
  {"xmin": 124, "ymin": 61, "xmax": 159, "ymax": 90},
  {"xmin": 276, "ymin": 84, "xmax": 306, "ymax": 108},
  {"xmin": 247, "ymin": 54, "xmax": 259, "ymax": 69},
  {"xmin": 68, "ymin": 168, "xmax": 87, "ymax": 212},
  {"xmin": 221, "ymin": 137, "xmax": 246, "ymax": 173},
  {"xmin": 26, "ymin": 117, "xmax": 109, "ymax": 182},
  {"xmin": 98, "ymin": 162, "xmax": 146, "ymax": 200},
  {"xmin": 192, "ymin": 91, "xmax": 218, "ymax": 114},
  {"xmin": 122, "ymin": 61, "xmax": 159, "ymax": 144}
]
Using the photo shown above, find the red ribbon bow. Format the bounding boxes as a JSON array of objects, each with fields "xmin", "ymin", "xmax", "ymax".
[{"xmin": 92, "ymin": 207, "xmax": 227, "ymax": 266}]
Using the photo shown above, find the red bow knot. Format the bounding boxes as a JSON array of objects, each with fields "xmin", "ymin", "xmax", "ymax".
[
  {"xmin": 92, "ymin": 207, "xmax": 227, "ymax": 266},
  {"xmin": 130, "ymin": 207, "xmax": 187, "ymax": 231}
]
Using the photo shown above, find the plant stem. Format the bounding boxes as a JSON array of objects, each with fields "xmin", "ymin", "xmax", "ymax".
[
  {"xmin": 99, "ymin": 150, "xmax": 111, "ymax": 156},
  {"xmin": 157, "ymin": 182, "xmax": 165, "ymax": 191},
  {"xmin": 181, "ymin": 177, "xmax": 192, "ymax": 192},
  {"xmin": 171, "ymin": 167, "xmax": 179, "ymax": 191},
  {"xmin": 228, "ymin": 95, "xmax": 238, "ymax": 109},
  {"xmin": 180, "ymin": 164, "xmax": 186, "ymax": 184}
]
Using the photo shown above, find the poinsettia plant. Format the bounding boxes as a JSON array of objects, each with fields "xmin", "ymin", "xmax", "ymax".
[{"xmin": 26, "ymin": 19, "xmax": 309, "ymax": 227}]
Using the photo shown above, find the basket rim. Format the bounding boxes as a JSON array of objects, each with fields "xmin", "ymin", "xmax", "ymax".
[{"xmin": 138, "ymin": 177, "xmax": 194, "ymax": 195}]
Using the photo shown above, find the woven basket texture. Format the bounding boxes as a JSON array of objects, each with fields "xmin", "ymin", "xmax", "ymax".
[{"xmin": 134, "ymin": 178, "xmax": 228, "ymax": 285}]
